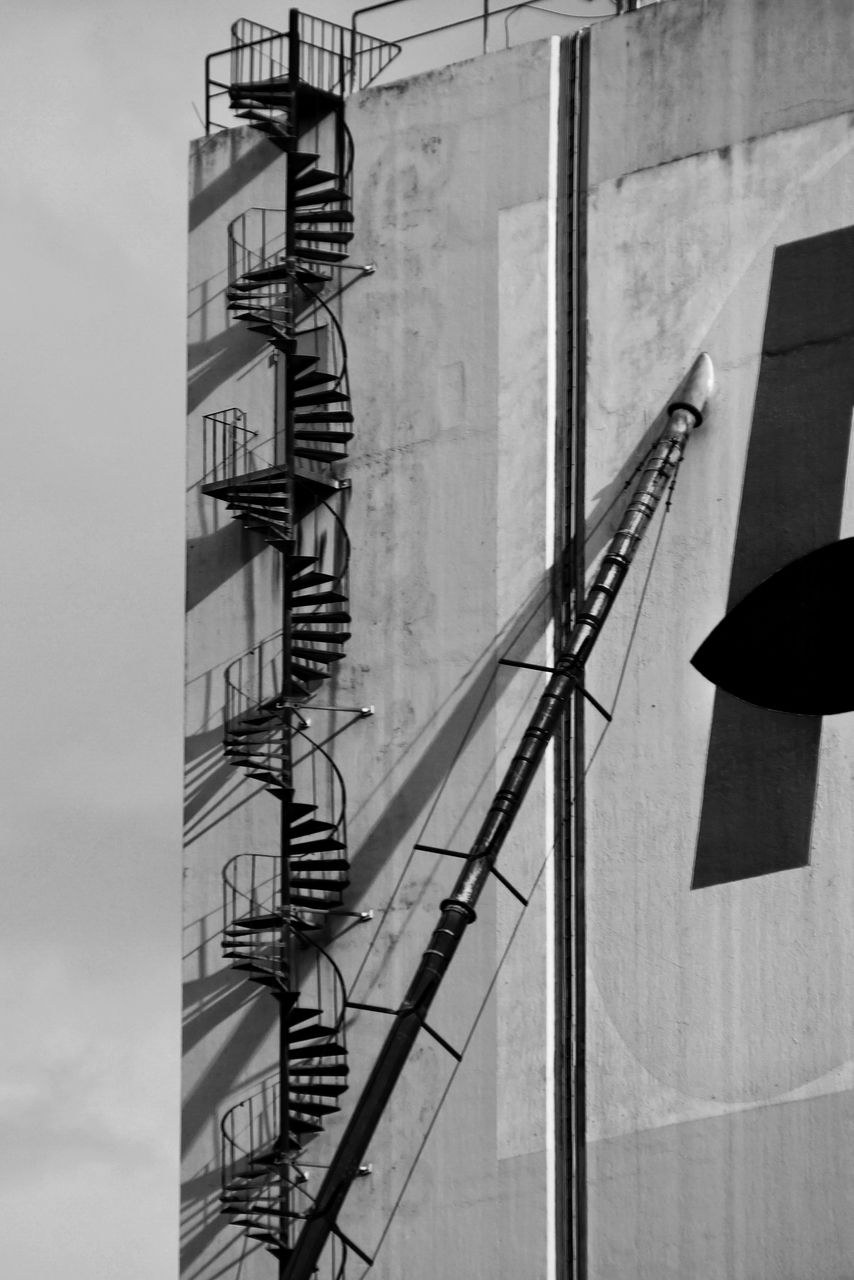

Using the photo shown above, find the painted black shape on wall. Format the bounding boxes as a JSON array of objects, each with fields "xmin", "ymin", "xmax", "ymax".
[
  {"xmin": 692, "ymin": 224, "xmax": 854, "ymax": 890},
  {"xmin": 691, "ymin": 538, "xmax": 854, "ymax": 716}
]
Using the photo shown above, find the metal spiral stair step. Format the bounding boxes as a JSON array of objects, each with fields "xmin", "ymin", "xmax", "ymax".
[
  {"xmin": 232, "ymin": 1211, "xmax": 304, "ymax": 1226},
  {"xmin": 287, "ymin": 553, "xmax": 320, "ymax": 573},
  {"xmin": 293, "ymin": 368, "xmax": 338, "ymax": 390},
  {"xmin": 290, "ymin": 857, "xmax": 350, "ymax": 874},
  {"xmin": 226, "ymin": 502, "xmax": 291, "ymax": 523},
  {"xmin": 289, "ymin": 353, "xmax": 322, "ymax": 375},
  {"xmin": 218, "ymin": 479, "xmax": 291, "ymax": 500},
  {"xmin": 293, "ymin": 410, "xmax": 354, "ymax": 423},
  {"xmin": 224, "ymin": 1170, "xmax": 279, "ymax": 1189},
  {"xmin": 288, "ymin": 816, "xmax": 340, "ymax": 839},
  {"xmin": 292, "ymin": 209, "xmax": 355, "ymax": 225},
  {"xmin": 228, "ymin": 694, "xmax": 285, "ymax": 722},
  {"xmin": 247, "ymin": 1231, "xmax": 290, "ymax": 1247},
  {"xmin": 226, "ymin": 501, "xmax": 291, "ymax": 523},
  {"xmin": 240, "ymin": 518, "xmax": 291, "ymax": 539},
  {"xmin": 289, "ymin": 875, "xmax": 351, "ymax": 891},
  {"xmin": 230, "ymin": 963, "xmax": 285, "ymax": 987},
  {"xmin": 293, "ymin": 265, "xmax": 331, "ymax": 288},
  {"xmin": 245, "ymin": 1150, "xmax": 296, "ymax": 1170},
  {"xmin": 289, "ymin": 1063, "xmax": 350, "ymax": 1079},
  {"xmin": 233, "ymin": 106, "xmax": 281, "ymax": 122},
  {"xmin": 288, "ymin": 1041, "xmax": 347, "ymax": 1059},
  {"xmin": 290, "ymin": 151, "xmax": 320, "ymax": 173},
  {"xmin": 292, "ymin": 246, "xmax": 350, "ymax": 264},
  {"xmin": 225, "ymin": 707, "xmax": 288, "ymax": 728},
  {"xmin": 229, "ymin": 78, "xmax": 294, "ymax": 101},
  {"xmin": 244, "ymin": 769, "xmax": 289, "ymax": 786},
  {"xmin": 236, "ymin": 740, "xmax": 287, "ymax": 757},
  {"xmin": 292, "ymin": 188, "xmax": 348, "ymax": 208},
  {"xmin": 288, "ymin": 1081, "xmax": 348, "ymax": 1099},
  {"xmin": 290, "ymin": 829, "xmax": 348, "ymax": 849},
  {"xmin": 287, "ymin": 1018, "xmax": 345, "ymax": 1047},
  {"xmin": 288, "ymin": 1099, "xmax": 341, "ymax": 1117},
  {"xmin": 290, "ymin": 589, "xmax": 348, "ymax": 607},
  {"xmin": 225, "ymin": 737, "xmax": 288, "ymax": 755},
  {"xmin": 223, "ymin": 1177, "xmax": 292, "ymax": 1191},
  {"xmin": 293, "ymin": 167, "xmax": 341, "ymax": 190},
  {"xmin": 292, "ymin": 612, "xmax": 351, "ymax": 629},
  {"xmin": 292, "ymin": 389, "xmax": 350, "ymax": 406},
  {"xmin": 232, "ymin": 1209, "xmax": 304, "ymax": 1225},
  {"xmin": 292, "ymin": 627, "xmax": 351, "ymax": 643},
  {"xmin": 289, "ymin": 568, "xmax": 341, "ymax": 590},
  {"xmin": 294, "ymin": 229, "xmax": 354, "ymax": 246},
  {"xmin": 290, "ymin": 662, "xmax": 332, "ymax": 683},
  {"xmin": 289, "ymin": 646, "xmax": 344, "ymax": 665},
  {"xmin": 237, "ymin": 263, "xmax": 293, "ymax": 286},
  {"xmin": 225, "ymin": 728, "xmax": 288, "ymax": 747},
  {"xmin": 229, "ymin": 91, "xmax": 293, "ymax": 112},
  {"xmin": 293, "ymin": 446, "xmax": 349, "ymax": 464},
  {"xmin": 293, "ymin": 431, "xmax": 354, "ymax": 447},
  {"xmin": 227, "ymin": 912, "xmax": 283, "ymax": 931}
]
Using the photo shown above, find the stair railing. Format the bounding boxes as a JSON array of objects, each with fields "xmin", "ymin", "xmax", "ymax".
[
  {"xmin": 205, "ymin": 9, "xmax": 401, "ymax": 136},
  {"xmin": 202, "ymin": 408, "xmax": 258, "ymax": 485}
]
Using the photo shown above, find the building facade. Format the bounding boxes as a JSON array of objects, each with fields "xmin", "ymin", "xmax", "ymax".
[{"xmin": 185, "ymin": 3, "xmax": 854, "ymax": 1277}]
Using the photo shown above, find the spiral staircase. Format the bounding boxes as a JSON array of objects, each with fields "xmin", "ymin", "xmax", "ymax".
[{"xmin": 198, "ymin": 12, "xmax": 398, "ymax": 1276}]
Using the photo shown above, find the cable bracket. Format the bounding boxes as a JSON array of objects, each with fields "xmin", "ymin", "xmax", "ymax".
[
  {"xmin": 498, "ymin": 657, "xmax": 612, "ymax": 721},
  {"xmin": 414, "ymin": 844, "xmax": 529, "ymax": 906}
]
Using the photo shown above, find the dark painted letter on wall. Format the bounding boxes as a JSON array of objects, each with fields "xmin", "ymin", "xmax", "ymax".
[{"xmin": 692, "ymin": 225, "xmax": 854, "ymax": 890}]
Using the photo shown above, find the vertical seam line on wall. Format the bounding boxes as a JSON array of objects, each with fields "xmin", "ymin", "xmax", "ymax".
[
  {"xmin": 553, "ymin": 33, "xmax": 572, "ymax": 1280},
  {"xmin": 572, "ymin": 29, "xmax": 589, "ymax": 1280},
  {"xmin": 555, "ymin": 25, "xmax": 589, "ymax": 1280},
  {"xmin": 546, "ymin": 35, "xmax": 562, "ymax": 1280}
]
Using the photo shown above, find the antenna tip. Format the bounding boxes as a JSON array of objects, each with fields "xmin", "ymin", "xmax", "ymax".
[{"xmin": 668, "ymin": 352, "xmax": 715, "ymax": 426}]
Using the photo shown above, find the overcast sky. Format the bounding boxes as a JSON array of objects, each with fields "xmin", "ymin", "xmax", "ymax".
[{"xmin": 0, "ymin": 2, "xmax": 613, "ymax": 1274}]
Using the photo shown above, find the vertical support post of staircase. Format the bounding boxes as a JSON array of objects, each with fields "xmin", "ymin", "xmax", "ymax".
[
  {"xmin": 281, "ymin": 19, "xmax": 303, "ymax": 1274},
  {"xmin": 278, "ymin": 779, "xmax": 294, "ymax": 1280},
  {"xmin": 289, "ymin": 9, "xmax": 301, "ymax": 84}
]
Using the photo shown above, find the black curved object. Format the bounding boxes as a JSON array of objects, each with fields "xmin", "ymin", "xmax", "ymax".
[{"xmin": 691, "ymin": 536, "xmax": 854, "ymax": 715}]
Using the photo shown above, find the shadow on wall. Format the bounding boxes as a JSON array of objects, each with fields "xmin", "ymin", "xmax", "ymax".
[
  {"xmin": 341, "ymin": 572, "xmax": 553, "ymax": 1000},
  {"xmin": 182, "ymin": 987, "xmax": 277, "ymax": 1151},
  {"xmin": 188, "ymin": 322, "xmax": 270, "ymax": 416},
  {"xmin": 187, "ymin": 130, "xmax": 284, "ymax": 414},
  {"xmin": 189, "ymin": 131, "xmax": 283, "ymax": 233},
  {"xmin": 184, "ymin": 729, "xmax": 273, "ymax": 849},
  {"xmin": 186, "ymin": 520, "xmax": 269, "ymax": 613},
  {"xmin": 181, "ymin": 1157, "xmax": 266, "ymax": 1278}
]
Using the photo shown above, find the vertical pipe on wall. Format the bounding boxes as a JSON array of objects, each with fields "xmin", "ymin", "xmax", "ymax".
[{"xmin": 555, "ymin": 25, "xmax": 590, "ymax": 1280}]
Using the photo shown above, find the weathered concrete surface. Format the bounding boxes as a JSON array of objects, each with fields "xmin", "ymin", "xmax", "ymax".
[
  {"xmin": 184, "ymin": 124, "xmax": 288, "ymax": 1280},
  {"xmin": 330, "ymin": 41, "xmax": 560, "ymax": 1280},
  {"xmin": 588, "ymin": 0, "xmax": 854, "ymax": 187},
  {"xmin": 185, "ymin": 39, "xmax": 562, "ymax": 1280},
  {"xmin": 584, "ymin": 0, "xmax": 854, "ymax": 1274}
]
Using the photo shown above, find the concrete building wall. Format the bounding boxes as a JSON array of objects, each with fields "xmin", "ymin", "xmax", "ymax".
[
  {"xmin": 185, "ymin": 38, "xmax": 563, "ymax": 1280},
  {"xmin": 582, "ymin": 1, "xmax": 854, "ymax": 1275}
]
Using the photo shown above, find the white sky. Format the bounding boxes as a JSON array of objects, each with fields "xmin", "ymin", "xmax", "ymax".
[{"xmin": 0, "ymin": 1, "xmax": 613, "ymax": 1274}]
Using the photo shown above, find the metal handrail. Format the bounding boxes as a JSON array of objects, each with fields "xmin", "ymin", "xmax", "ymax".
[
  {"xmin": 202, "ymin": 408, "xmax": 259, "ymax": 485},
  {"xmin": 205, "ymin": 9, "xmax": 402, "ymax": 135},
  {"xmin": 352, "ymin": 0, "xmax": 617, "ymax": 64},
  {"xmin": 292, "ymin": 726, "xmax": 348, "ymax": 846}
]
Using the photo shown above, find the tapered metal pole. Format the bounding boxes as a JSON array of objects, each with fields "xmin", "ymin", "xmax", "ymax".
[{"xmin": 283, "ymin": 354, "xmax": 714, "ymax": 1279}]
